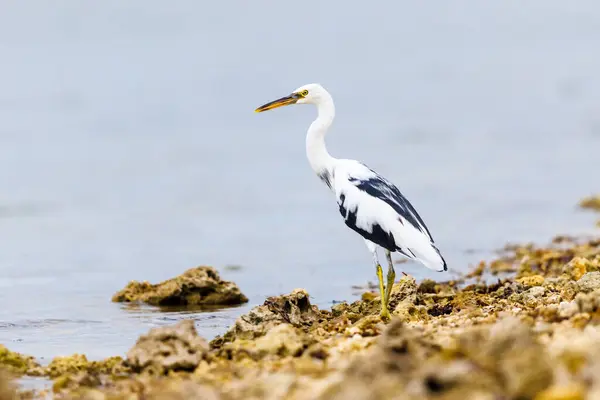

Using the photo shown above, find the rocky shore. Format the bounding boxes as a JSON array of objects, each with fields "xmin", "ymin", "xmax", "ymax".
[
  {"xmin": 2, "ymin": 199, "xmax": 600, "ymax": 400},
  {"xmin": 111, "ymin": 266, "xmax": 249, "ymax": 307}
]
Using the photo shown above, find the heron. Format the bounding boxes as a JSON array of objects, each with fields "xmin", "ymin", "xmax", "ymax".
[{"xmin": 255, "ymin": 83, "xmax": 447, "ymax": 319}]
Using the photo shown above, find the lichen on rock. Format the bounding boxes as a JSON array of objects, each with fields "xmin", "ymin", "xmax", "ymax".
[{"xmin": 112, "ymin": 266, "xmax": 248, "ymax": 306}]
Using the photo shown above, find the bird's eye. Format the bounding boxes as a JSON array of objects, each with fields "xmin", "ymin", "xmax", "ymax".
[{"xmin": 301, "ymin": 90, "xmax": 309, "ymax": 97}]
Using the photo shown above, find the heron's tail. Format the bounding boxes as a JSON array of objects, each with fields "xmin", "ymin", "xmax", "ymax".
[{"xmin": 399, "ymin": 243, "xmax": 447, "ymax": 272}]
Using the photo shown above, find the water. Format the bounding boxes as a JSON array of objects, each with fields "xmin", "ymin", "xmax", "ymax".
[{"xmin": 0, "ymin": 0, "xmax": 599, "ymax": 370}]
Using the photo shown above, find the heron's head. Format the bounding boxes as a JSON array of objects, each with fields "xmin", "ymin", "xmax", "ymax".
[{"xmin": 255, "ymin": 83, "xmax": 326, "ymax": 113}]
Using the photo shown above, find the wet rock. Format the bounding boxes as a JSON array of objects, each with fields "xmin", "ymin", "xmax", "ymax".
[
  {"xmin": 112, "ymin": 266, "xmax": 248, "ymax": 306},
  {"xmin": 126, "ymin": 320, "xmax": 208, "ymax": 374},
  {"xmin": 213, "ymin": 288, "xmax": 322, "ymax": 346},
  {"xmin": 0, "ymin": 345, "xmax": 41, "ymax": 376},
  {"xmin": 576, "ymin": 272, "xmax": 600, "ymax": 293},
  {"xmin": 45, "ymin": 354, "xmax": 89, "ymax": 378}
]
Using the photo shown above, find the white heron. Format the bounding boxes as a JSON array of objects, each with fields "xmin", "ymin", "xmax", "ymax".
[{"xmin": 255, "ymin": 83, "xmax": 447, "ymax": 319}]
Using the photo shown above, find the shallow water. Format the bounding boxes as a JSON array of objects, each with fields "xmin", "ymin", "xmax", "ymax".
[{"xmin": 0, "ymin": 0, "xmax": 599, "ymax": 375}]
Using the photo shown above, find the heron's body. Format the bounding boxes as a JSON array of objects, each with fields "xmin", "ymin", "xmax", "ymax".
[{"xmin": 255, "ymin": 83, "xmax": 447, "ymax": 319}]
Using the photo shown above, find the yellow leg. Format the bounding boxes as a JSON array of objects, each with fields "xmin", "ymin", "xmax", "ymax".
[
  {"xmin": 377, "ymin": 264, "xmax": 391, "ymax": 320},
  {"xmin": 384, "ymin": 250, "xmax": 396, "ymax": 306}
]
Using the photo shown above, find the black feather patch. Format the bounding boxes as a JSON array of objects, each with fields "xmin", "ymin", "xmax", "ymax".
[
  {"xmin": 338, "ymin": 192, "xmax": 397, "ymax": 251},
  {"xmin": 318, "ymin": 170, "xmax": 332, "ymax": 189},
  {"xmin": 349, "ymin": 168, "xmax": 434, "ymax": 241},
  {"xmin": 433, "ymin": 244, "xmax": 448, "ymax": 271}
]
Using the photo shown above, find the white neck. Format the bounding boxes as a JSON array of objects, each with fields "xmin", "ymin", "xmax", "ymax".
[{"xmin": 305, "ymin": 92, "xmax": 337, "ymax": 188}]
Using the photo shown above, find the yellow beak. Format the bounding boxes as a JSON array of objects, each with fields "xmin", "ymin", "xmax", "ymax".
[{"xmin": 255, "ymin": 93, "xmax": 300, "ymax": 113}]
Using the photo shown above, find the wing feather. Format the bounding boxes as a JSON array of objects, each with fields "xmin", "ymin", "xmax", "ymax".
[{"xmin": 333, "ymin": 161, "xmax": 447, "ymax": 272}]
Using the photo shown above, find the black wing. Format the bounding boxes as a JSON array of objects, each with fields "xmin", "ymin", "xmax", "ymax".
[
  {"xmin": 348, "ymin": 165, "xmax": 435, "ymax": 242},
  {"xmin": 337, "ymin": 192, "xmax": 398, "ymax": 251}
]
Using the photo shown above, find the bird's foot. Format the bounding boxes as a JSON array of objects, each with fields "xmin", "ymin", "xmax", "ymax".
[
  {"xmin": 376, "ymin": 263, "xmax": 392, "ymax": 320},
  {"xmin": 384, "ymin": 269, "xmax": 396, "ymax": 307},
  {"xmin": 380, "ymin": 304, "xmax": 392, "ymax": 320}
]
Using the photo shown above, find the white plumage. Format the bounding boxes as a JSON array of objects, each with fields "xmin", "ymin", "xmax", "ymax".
[
  {"xmin": 333, "ymin": 159, "xmax": 446, "ymax": 272},
  {"xmin": 255, "ymin": 83, "xmax": 446, "ymax": 319}
]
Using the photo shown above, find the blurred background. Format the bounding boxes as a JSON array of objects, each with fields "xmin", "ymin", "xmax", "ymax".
[{"xmin": 0, "ymin": 1, "xmax": 599, "ymax": 361}]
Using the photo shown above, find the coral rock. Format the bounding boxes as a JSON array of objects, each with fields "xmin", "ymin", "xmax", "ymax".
[
  {"xmin": 44, "ymin": 354, "xmax": 126, "ymax": 379},
  {"xmin": 517, "ymin": 275, "xmax": 545, "ymax": 287},
  {"xmin": 579, "ymin": 195, "xmax": 600, "ymax": 211},
  {"xmin": 0, "ymin": 345, "xmax": 41, "ymax": 376},
  {"xmin": 126, "ymin": 320, "xmax": 208, "ymax": 374},
  {"xmin": 558, "ymin": 301, "xmax": 580, "ymax": 319},
  {"xmin": 390, "ymin": 276, "xmax": 419, "ymax": 319},
  {"xmin": 112, "ymin": 266, "xmax": 248, "ymax": 306},
  {"xmin": 563, "ymin": 257, "xmax": 591, "ymax": 281},
  {"xmin": 576, "ymin": 272, "xmax": 600, "ymax": 293},
  {"xmin": 213, "ymin": 288, "xmax": 321, "ymax": 346},
  {"xmin": 252, "ymin": 324, "xmax": 311, "ymax": 358},
  {"xmin": 452, "ymin": 317, "xmax": 554, "ymax": 398}
]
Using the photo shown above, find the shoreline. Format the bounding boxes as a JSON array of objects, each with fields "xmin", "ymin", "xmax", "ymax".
[{"xmin": 1, "ymin": 197, "xmax": 599, "ymax": 400}]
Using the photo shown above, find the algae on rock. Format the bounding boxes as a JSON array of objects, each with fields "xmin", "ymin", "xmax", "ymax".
[
  {"xmin": 112, "ymin": 266, "xmax": 248, "ymax": 306},
  {"xmin": 45, "ymin": 354, "xmax": 127, "ymax": 379},
  {"xmin": 0, "ymin": 345, "xmax": 41, "ymax": 376}
]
